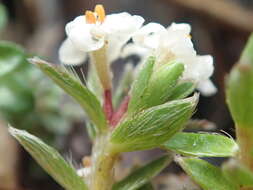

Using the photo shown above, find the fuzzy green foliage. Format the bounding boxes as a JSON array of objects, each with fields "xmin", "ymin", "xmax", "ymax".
[
  {"xmin": 110, "ymin": 95, "xmax": 198, "ymax": 152},
  {"xmin": 177, "ymin": 157, "xmax": 239, "ymax": 190},
  {"xmin": 9, "ymin": 127, "xmax": 88, "ymax": 190},
  {"xmin": 30, "ymin": 57, "xmax": 107, "ymax": 133},
  {"xmin": 163, "ymin": 132, "xmax": 238, "ymax": 157},
  {"xmin": 112, "ymin": 155, "xmax": 171, "ymax": 190},
  {"xmin": 226, "ymin": 34, "xmax": 253, "ymax": 127}
]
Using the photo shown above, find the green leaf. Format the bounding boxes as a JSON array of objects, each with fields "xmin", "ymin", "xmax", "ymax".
[
  {"xmin": 241, "ymin": 34, "xmax": 253, "ymax": 65},
  {"xmin": 167, "ymin": 82, "xmax": 195, "ymax": 100},
  {"xmin": 87, "ymin": 63, "xmax": 103, "ymax": 103},
  {"xmin": 29, "ymin": 57, "xmax": 107, "ymax": 132},
  {"xmin": 0, "ymin": 4, "xmax": 7, "ymax": 30},
  {"xmin": 110, "ymin": 94, "xmax": 198, "ymax": 153},
  {"xmin": 226, "ymin": 34, "xmax": 253, "ymax": 127},
  {"xmin": 113, "ymin": 63, "xmax": 134, "ymax": 108},
  {"xmin": 128, "ymin": 58, "xmax": 186, "ymax": 114},
  {"xmin": 9, "ymin": 127, "xmax": 88, "ymax": 190},
  {"xmin": 162, "ymin": 132, "xmax": 238, "ymax": 157},
  {"xmin": 136, "ymin": 183, "xmax": 154, "ymax": 190},
  {"xmin": 0, "ymin": 80, "xmax": 34, "ymax": 118},
  {"xmin": 177, "ymin": 157, "xmax": 239, "ymax": 190},
  {"xmin": 144, "ymin": 61, "xmax": 184, "ymax": 108},
  {"xmin": 128, "ymin": 56, "xmax": 155, "ymax": 114},
  {"xmin": 223, "ymin": 159, "xmax": 253, "ymax": 188},
  {"xmin": 112, "ymin": 155, "xmax": 172, "ymax": 190},
  {"xmin": 0, "ymin": 41, "xmax": 27, "ymax": 78}
]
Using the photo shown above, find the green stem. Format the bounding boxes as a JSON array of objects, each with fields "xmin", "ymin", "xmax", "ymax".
[
  {"xmin": 236, "ymin": 125, "xmax": 253, "ymax": 171},
  {"xmin": 90, "ymin": 134, "xmax": 118, "ymax": 190}
]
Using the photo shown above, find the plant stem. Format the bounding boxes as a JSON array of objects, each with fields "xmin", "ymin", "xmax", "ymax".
[
  {"xmin": 236, "ymin": 126, "xmax": 253, "ymax": 171},
  {"xmin": 90, "ymin": 134, "xmax": 118, "ymax": 190},
  {"xmin": 103, "ymin": 89, "xmax": 114, "ymax": 122},
  {"xmin": 111, "ymin": 95, "xmax": 130, "ymax": 127}
]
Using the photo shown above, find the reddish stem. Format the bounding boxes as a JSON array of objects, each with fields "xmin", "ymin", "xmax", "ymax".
[
  {"xmin": 103, "ymin": 89, "xmax": 114, "ymax": 122},
  {"xmin": 111, "ymin": 96, "xmax": 130, "ymax": 127}
]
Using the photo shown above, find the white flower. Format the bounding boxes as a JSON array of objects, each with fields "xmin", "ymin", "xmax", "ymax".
[
  {"xmin": 59, "ymin": 5, "xmax": 144, "ymax": 65},
  {"xmin": 77, "ymin": 167, "xmax": 91, "ymax": 179},
  {"xmin": 132, "ymin": 22, "xmax": 217, "ymax": 96},
  {"xmin": 59, "ymin": 38, "xmax": 87, "ymax": 65}
]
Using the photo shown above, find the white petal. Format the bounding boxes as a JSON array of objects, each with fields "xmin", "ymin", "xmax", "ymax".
[
  {"xmin": 103, "ymin": 12, "xmax": 145, "ymax": 62},
  {"xmin": 59, "ymin": 38, "xmax": 87, "ymax": 65},
  {"xmin": 121, "ymin": 43, "xmax": 150, "ymax": 59},
  {"xmin": 195, "ymin": 55, "xmax": 214, "ymax": 80},
  {"xmin": 197, "ymin": 79, "xmax": 217, "ymax": 96},
  {"xmin": 103, "ymin": 12, "xmax": 144, "ymax": 34},
  {"xmin": 66, "ymin": 16, "xmax": 105, "ymax": 52},
  {"xmin": 168, "ymin": 23, "xmax": 191, "ymax": 34},
  {"xmin": 133, "ymin": 22, "xmax": 167, "ymax": 49},
  {"xmin": 77, "ymin": 167, "xmax": 91, "ymax": 178}
]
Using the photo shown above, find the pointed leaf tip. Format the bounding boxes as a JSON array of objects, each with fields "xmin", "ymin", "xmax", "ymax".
[
  {"xmin": 9, "ymin": 127, "xmax": 88, "ymax": 190},
  {"xmin": 30, "ymin": 57, "xmax": 107, "ymax": 133},
  {"xmin": 163, "ymin": 132, "xmax": 238, "ymax": 157}
]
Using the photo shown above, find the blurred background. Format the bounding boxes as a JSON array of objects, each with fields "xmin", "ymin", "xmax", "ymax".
[{"xmin": 0, "ymin": 0, "xmax": 253, "ymax": 189}]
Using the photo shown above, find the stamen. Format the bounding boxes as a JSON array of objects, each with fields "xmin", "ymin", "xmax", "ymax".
[
  {"xmin": 95, "ymin": 4, "xmax": 106, "ymax": 23},
  {"xmin": 85, "ymin": 10, "xmax": 96, "ymax": 24}
]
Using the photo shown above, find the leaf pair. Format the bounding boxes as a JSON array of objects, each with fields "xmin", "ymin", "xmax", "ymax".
[
  {"xmin": 110, "ymin": 94, "xmax": 198, "ymax": 153},
  {"xmin": 128, "ymin": 57, "xmax": 194, "ymax": 114},
  {"xmin": 9, "ymin": 126, "xmax": 171, "ymax": 190}
]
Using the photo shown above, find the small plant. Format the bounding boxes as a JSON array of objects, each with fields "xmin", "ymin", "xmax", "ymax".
[{"xmin": 7, "ymin": 4, "xmax": 253, "ymax": 190}]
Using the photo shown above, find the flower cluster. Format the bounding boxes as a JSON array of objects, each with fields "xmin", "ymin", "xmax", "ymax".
[{"xmin": 59, "ymin": 4, "xmax": 216, "ymax": 95}]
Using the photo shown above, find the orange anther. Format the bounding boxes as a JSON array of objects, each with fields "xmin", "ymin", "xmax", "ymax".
[
  {"xmin": 85, "ymin": 10, "xmax": 96, "ymax": 24},
  {"xmin": 82, "ymin": 156, "xmax": 91, "ymax": 167},
  {"xmin": 95, "ymin": 4, "xmax": 106, "ymax": 23}
]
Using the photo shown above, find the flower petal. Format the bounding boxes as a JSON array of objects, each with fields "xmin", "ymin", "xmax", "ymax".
[
  {"xmin": 168, "ymin": 23, "xmax": 192, "ymax": 35},
  {"xmin": 133, "ymin": 22, "xmax": 167, "ymax": 49},
  {"xmin": 103, "ymin": 12, "xmax": 145, "ymax": 62},
  {"xmin": 197, "ymin": 79, "xmax": 217, "ymax": 96},
  {"xmin": 66, "ymin": 16, "xmax": 105, "ymax": 52},
  {"xmin": 59, "ymin": 38, "xmax": 87, "ymax": 65},
  {"xmin": 121, "ymin": 43, "xmax": 150, "ymax": 59},
  {"xmin": 195, "ymin": 55, "xmax": 214, "ymax": 80}
]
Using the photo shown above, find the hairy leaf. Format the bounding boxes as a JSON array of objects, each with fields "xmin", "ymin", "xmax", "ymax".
[
  {"xmin": 112, "ymin": 155, "xmax": 171, "ymax": 190},
  {"xmin": 127, "ymin": 56, "xmax": 155, "ymax": 114},
  {"xmin": 177, "ymin": 157, "xmax": 239, "ymax": 190},
  {"xmin": 9, "ymin": 127, "xmax": 88, "ymax": 190},
  {"xmin": 30, "ymin": 57, "xmax": 107, "ymax": 132},
  {"xmin": 168, "ymin": 82, "xmax": 195, "ymax": 100},
  {"xmin": 143, "ymin": 62, "xmax": 184, "ymax": 108},
  {"xmin": 163, "ymin": 132, "xmax": 238, "ymax": 157},
  {"xmin": 110, "ymin": 94, "xmax": 198, "ymax": 153},
  {"xmin": 226, "ymin": 34, "xmax": 253, "ymax": 127}
]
